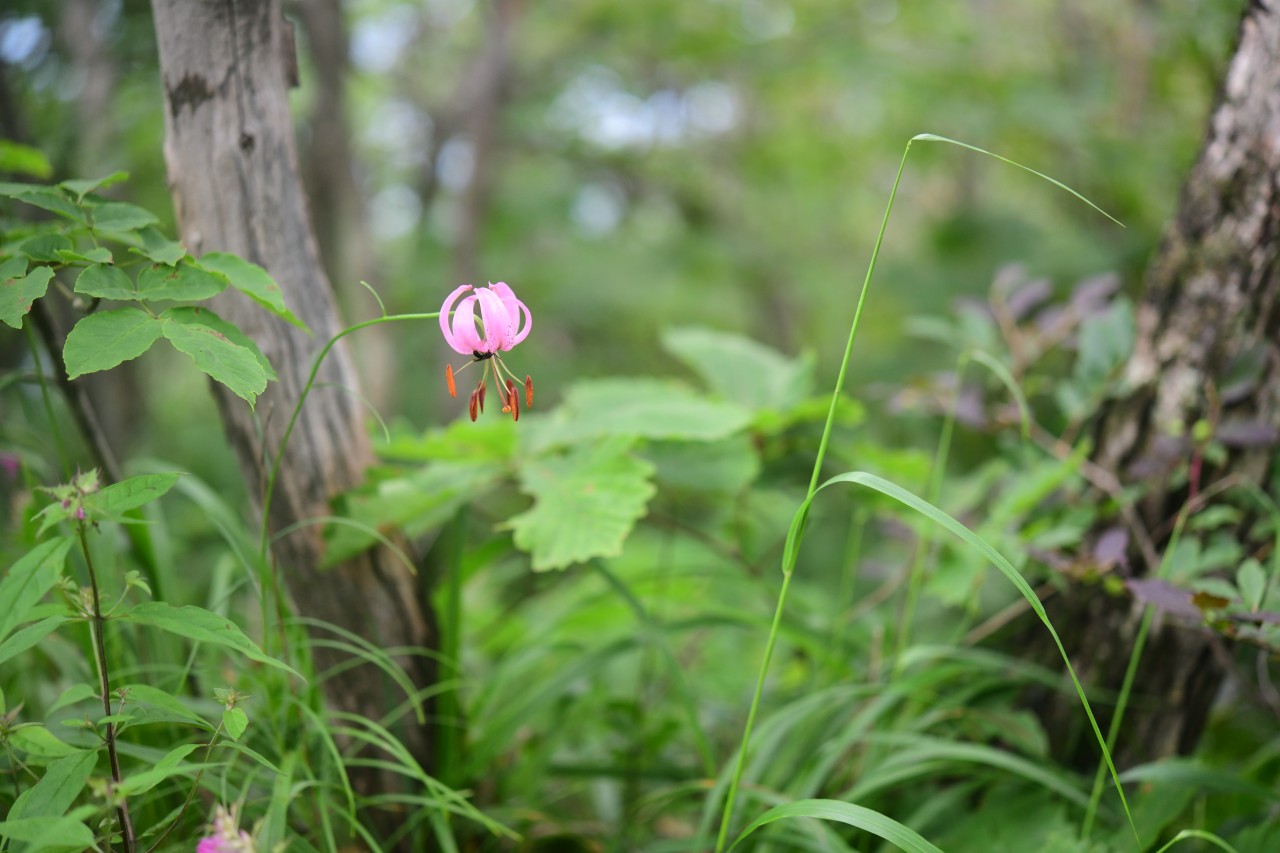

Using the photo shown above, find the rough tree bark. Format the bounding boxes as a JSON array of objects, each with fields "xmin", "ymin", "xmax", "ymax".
[
  {"xmin": 1035, "ymin": 2, "xmax": 1280, "ymax": 767},
  {"xmin": 148, "ymin": 0, "xmax": 435, "ymax": 783}
]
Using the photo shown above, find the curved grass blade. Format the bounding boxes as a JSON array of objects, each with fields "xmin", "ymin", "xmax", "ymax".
[
  {"xmin": 728, "ymin": 799, "xmax": 943, "ymax": 853},
  {"xmin": 781, "ymin": 470, "xmax": 1138, "ymax": 843}
]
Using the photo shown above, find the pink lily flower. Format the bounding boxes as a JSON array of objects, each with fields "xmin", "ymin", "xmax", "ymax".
[
  {"xmin": 196, "ymin": 804, "xmax": 254, "ymax": 853},
  {"xmin": 440, "ymin": 282, "xmax": 534, "ymax": 422}
]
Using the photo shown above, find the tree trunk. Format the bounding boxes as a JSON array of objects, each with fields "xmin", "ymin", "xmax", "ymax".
[
  {"xmin": 1035, "ymin": 2, "xmax": 1280, "ymax": 767},
  {"xmin": 149, "ymin": 0, "xmax": 436, "ymax": 790}
]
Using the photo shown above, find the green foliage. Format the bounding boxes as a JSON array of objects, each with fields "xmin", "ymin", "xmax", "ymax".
[{"xmin": 1, "ymin": 174, "xmax": 302, "ymax": 407}]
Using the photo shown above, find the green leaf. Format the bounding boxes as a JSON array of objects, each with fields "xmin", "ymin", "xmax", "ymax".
[
  {"xmin": 729, "ymin": 799, "xmax": 944, "ymax": 853},
  {"xmin": 0, "ymin": 265, "xmax": 54, "ymax": 329},
  {"xmin": 16, "ymin": 233, "xmax": 73, "ymax": 262},
  {"xmin": 116, "ymin": 743, "xmax": 201, "ymax": 796},
  {"xmin": 0, "ymin": 183, "xmax": 83, "ymax": 223},
  {"xmin": 197, "ymin": 251, "xmax": 307, "ymax": 329},
  {"xmin": 1237, "ymin": 558, "xmax": 1267, "ymax": 611},
  {"xmin": 64, "ymin": 308, "xmax": 163, "ymax": 378},
  {"xmin": 325, "ymin": 459, "xmax": 504, "ymax": 566},
  {"xmin": 643, "ymin": 435, "xmax": 761, "ymax": 493},
  {"xmin": 117, "ymin": 683, "xmax": 214, "ymax": 730},
  {"xmin": 0, "ymin": 816, "xmax": 96, "ymax": 851},
  {"xmin": 162, "ymin": 306, "xmax": 276, "ymax": 381},
  {"xmin": 48, "ymin": 684, "xmax": 99, "ymax": 715},
  {"xmin": 0, "ymin": 141, "xmax": 53, "ymax": 179},
  {"xmin": 161, "ymin": 312, "xmax": 268, "ymax": 406},
  {"xmin": 60, "ymin": 171, "xmax": 128, "ymax": 200},
  {"xmin": 6, "ymin": 726, "xmax": 85, "ymax": 763},
  {"xmin": 0, "ymin": 616, "xmax": 69, "ymax": 666},
  {"xmin": 122, "ymin": 602, "xmax": 302, "ymax": 679},
  {"xmin": 73, "ymin": 263, "xmax": 135, "ymax": 300},
  {"xmin": 7, "ymin": 751, "xmax": 97, "ymax": 821},
  {"xmin": 509, "ymin": 437, "xmax": 656, "ymax": 570},
  {"xmin": 0, "ymin": 538, "xmax": 72, "ymax": 643},
  {"xmin": 525, "ymin": 378, "xmax": 752, "ymax": 453},
  {"xmin": 136, "ymin": 260, "xmax": 226, "ymax": 301},
  {"xmin": 0, "ymin": 254, "xmax": 27, "ymax": 280},
  {"xmin": 1075, "ymin": 298, "xmax": 1134, "ymax": 389},
  {"xmin": 54, "ymin": 246, "xmax": 113, "ymax": 265},
  {"xmin": 223, "ymin": 706, "xmax": 249, "ymax": 741},
  {"xmin": 662, "ymin": 326, "xmax": 815, "ymax": 412},
  {"xmin": 130, "ymin": 226, "xmax": 187, "ymax": 265},
  {"xmin": 88, "ymin": 200, "xmax": 158, "ymax": 233},
  {"xmin": 92, "ymin": 473, "xmax": 180, "ymax": 517}
]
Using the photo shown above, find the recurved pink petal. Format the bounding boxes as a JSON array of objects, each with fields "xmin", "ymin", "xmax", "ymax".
[
  {"xmin": 474, "ymin": 286, "xmax": 514, "ymax": 352},
  {"xmin": 439, "ymin": 285, "xmax": 475, "ymax": 355},
  {"xmin": 490, "ymin": 282, "xmax": 531, "ymax": 348},
  {"xmin": 449, "ymin": 295, "xmax": 484, "ymax": 354}
]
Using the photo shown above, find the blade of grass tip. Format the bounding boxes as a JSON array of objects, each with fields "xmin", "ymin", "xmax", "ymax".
[
  {"xmin": 358, "ymin": 280, "xmax": 388, "ymax": 318},
  {"xmin": 912, "ymin": 133, "xmax": 1125, "ymax": 227},
  {"xmin": 713, "ymin": 134, "xmax": 917, "ymax": 853},
  {"xmin": 1152, "ymin": 829, "xmax": 1241, "ymax": 853},
  {"xmin": 789, "ymin": 471, "xmax": 1140, "ymax": 845}
]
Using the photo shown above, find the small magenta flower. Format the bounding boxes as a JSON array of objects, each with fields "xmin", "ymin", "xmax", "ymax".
[
  {"xmin": 440, "ymin": 282, "xmax": 534, "ymax": 422},
  {"xmin": 196, "ymin": 804, "xmax": 254, "ymax": 853}
]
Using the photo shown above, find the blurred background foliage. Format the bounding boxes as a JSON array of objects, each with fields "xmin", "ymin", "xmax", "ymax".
[
  {"xmin": 1, "ymin": 0, "xmax": 1244, "ymax": 435},
  {"xmin": 4, "ymin": 1, "xmax": 1274, "ymax": 849}
]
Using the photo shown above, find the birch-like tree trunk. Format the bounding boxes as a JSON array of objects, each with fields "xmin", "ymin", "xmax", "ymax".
[
  {"xmin": 1036, "ymin": 2, "xmax": 1280, "ymax": 766},
  {"xmin": 149, "ymin": 0, "xmax": 435, "ymax": 781}
]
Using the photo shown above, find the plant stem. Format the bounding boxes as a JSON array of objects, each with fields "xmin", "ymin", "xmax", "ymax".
[
  {"xmin": 144, "ymin": 719, "xmax": 226, "ymax": 853},
  {"xmin": 80, "ymin": 522, "xmax": 135, "ymax": 853},
  {"xmin": 713, "ymin": 138, "xmax": 916, "ymax": 853}
]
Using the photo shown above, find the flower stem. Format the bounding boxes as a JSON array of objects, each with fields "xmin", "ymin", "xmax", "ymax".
[
  {"xmin": 713, "ymin": 138, "xmax": 916, "ymax": 852},
  {"xmin": 79, "ymin": 522, "xmax": 135, "ymax": 853}
]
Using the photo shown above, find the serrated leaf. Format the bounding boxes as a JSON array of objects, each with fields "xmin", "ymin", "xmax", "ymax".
[
  {"xmin": 0, "ymin": 265, "xmax": 54, "ymax": 328},
  {"xmin": 63, "ymin": 308, "xmax": 163, "ymax": 378},
  {"xmin": 509, "ymin": 437, "xmax": 656, "ymax": 570},
  {"xmin": 223, "ymin": 706, "xmax": 249, "ymax": 741},
  {"xmin": 16, "ymin": 233, "xmax": 73, "ymax": 262},
  {"xmin": 161, "ymin": 314, "xmax": 268, "ymax": 406},
  {"xmin": 74, "ymin": 263, "xmax": 135, "ymax": 300},
  {"xmin": 163, "ymin": 306, "xmax": 276, "ymax": 381},
  {"xmin": 197, "ymin": 251, "xmax": 307, "ymax": 329},
  {"xmin": 0, "ymin": 617, "xmax": 69, "ymax": 666},
  {"xmin": 0, "ymin": 816, "xmax": 96, "ymax": 850},
  {"xmin": 60, "ymin": 171, "xmax": 128, "ymax": 200},
  {"xmin": 122, "ymin": 602, "xmax": 302, "ymax": 679},
  {"xmin": 88, "ymin": 200, "xmax": 158, "ymax": 233},
  {"xmin": 7, "ymin": 751, "xmax": 97, "ymax": 822},
  {"xmin": 662, "ymin": 325, "xmax": 815, "ymax": 411},
  {"xmin": 137, "ymin": 261, "xmax": 226, "ymax": 302},
  {"xmin": 116, "ymin": 743, "xmax": 201, "ymax": 796},
  {"xmin": 0, "ymin": 538, "xmax": 72, "ymax": 644},
  {"xmin": 130, "ymin": 226, "xmax": 187, "ymax": 265}
]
